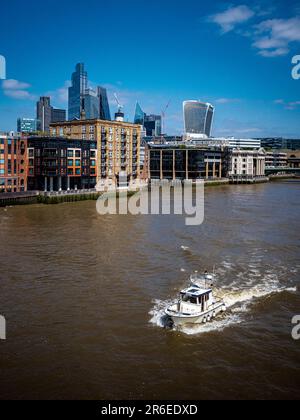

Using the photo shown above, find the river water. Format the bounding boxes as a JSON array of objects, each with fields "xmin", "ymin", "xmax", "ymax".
[{"xmin": 0, "ymin": 181, "xmax": 300, "ymax": 400}]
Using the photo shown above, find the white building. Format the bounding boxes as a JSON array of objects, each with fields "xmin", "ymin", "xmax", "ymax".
[
  {"xmin": 210, "ymin": 137, "xmax": 261, "ymax": 149},
  {"xmin": 228, "ymin": 148, "xmax": 266, "ymax": 180}
]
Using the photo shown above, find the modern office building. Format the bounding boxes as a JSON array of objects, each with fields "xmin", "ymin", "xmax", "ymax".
[
  {"xmin": 36, "ymin": 97, "xmax": 52, "ymax": 132},
  {"xmin": 144, "ymin": 115, "xmax": 162, "ymax": 137},
  {"xmin": 68, "ymin": 63, "xmax": 88, "ymax": 120},
  {"xmin": 36, "ymin": 97, "xmax": 66, "ymax": 132},
  {"xmin": 83, "ymin": 89, "xmax": 99, "ymax": 120},
  {"xmin": 17, "ymin": 118, "xmax": 39, "ymax": 134},
  {"xmin": 260, "ymin": 138, "xmax": 300, "ymax": 150},
  {"xmin": 134, "ymin": 102, "xmax": 145, "ymax": 126},
  {"xmin": 27, "ymin": 137, "xmax": 97, "ymax": 191},
  {"xmin": 265, "ymin": 152, "xmax": 288, "ymax": 169},
  {"xmin": 97, "ymin": 87, "xmax": 111, "ymax": 121},
  {"xmin": 183, "ymin": 101, "xmax": 215, "ymax": 139},
  {"xmin": 228, "ymin": 149, "xmax": 266, "ymax": 180},
  {"xmin": 148, "ymin": 143, "xmax": 229, "ymax": 180},
  {"xmin": 50, "ymin": 119, "xmax": 141, "ymax": 186},
  {"xmin": 51, "ymin": 108, "xmax": 66, "ymax": 124},
  {"xmin": 68, "ymin": 64, "xmax": 112, "ymax": 121},
  {"xmin": 0, "ymin": 133, "xmax": 27, "ymax": 193},
  {"xmin": 134, "ymin": 102, "xmax": 162, "ymax": 137},
  {"xmin": 210, "ymin": 137, "xmax": 262, "ymax": 150}
]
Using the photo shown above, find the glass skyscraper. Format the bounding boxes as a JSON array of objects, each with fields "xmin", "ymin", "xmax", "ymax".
[
  {"xmin": 68, "ymin": 64, "xmax": 111, "ymax": 121},
  {"xmin": 134, "ymin": 102, "xmax": 146, "ymax": 126},
  {"xmin": 83, "ymin": 89, "xmax": 99, "ymax": 120},
  {"xmin": 144, "ymin": 115, "xmax": 162, "ymax": 137},
  {"xmin": 134, "ymin": 102, "xmax": 162, "ymax": 137},
  {"xmin": 68, "ymin": 63, "xmax": 88, "ymax": 120},
  {"xmin": 98, "ymin": 87, "xmax": 111, "ymax": 121},
  {"xmin": 183, "ymin": 101, "xmax": 215, "ymax": 138}
]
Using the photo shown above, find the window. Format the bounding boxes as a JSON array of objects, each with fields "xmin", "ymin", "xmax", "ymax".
[
  {"xmin": 68, "ymin": 160, "xmax": 73, "ymax": 166},
  {"xmin": 90, "ymin": 151, "xmax": 96, "ymax": 158},
  {"xmin": 75, "ymin": 151, "xmax": 81, "ymax": 158},
  {"xmin": 68, "ymin": 150, "xmax": 74, "ymax": 157},
  {"xmin": 75, "ymin": 168, "xmax": 81, "ymax": 175},
  {"xmin": 91, "ymin": 160, "xmax": 96, "ymax": 167},
  {"xmin": 75, "ymin": 160, "xmax": 81, "ymax": 167}
]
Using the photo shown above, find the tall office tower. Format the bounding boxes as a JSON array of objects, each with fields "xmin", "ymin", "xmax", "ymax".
[
  {"xmin": 134, "ymin": 102, "xmax": 145, "ymax": 126},
  {"xmin": 36, "ymin": 97, "xmax": 52, "ymax": 132},
  {"xmin": 97, "ymin": 87, "xmax": 111, "ymax": 120},
  {"xmin": 183, "ymin": 101, "xmax": 215, "ymax": 139},
  {"xmin": 37, "ymin": 97, "xmax": 66, "ymax": 131},
  {"xmin": 68, "ymin": 63, "xmax": 88, "ymax": 120},
  {"xmin": 51, "ymin": 108, "xmax": 66, "ymax": 124},
  {"xmin": 82, "ymin": 89, "xmax": 99, "ymax": 119},
  {"xmin": 144, "ymin": 115, "xmax": 162, "ymax": 137}
]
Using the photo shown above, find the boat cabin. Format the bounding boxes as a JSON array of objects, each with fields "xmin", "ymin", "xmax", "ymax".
[{"xmin": 180, "ymin": 287, "xmax": 213, "ymax": 312}]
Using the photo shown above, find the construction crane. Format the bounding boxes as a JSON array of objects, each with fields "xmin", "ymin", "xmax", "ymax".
[
  {"xmin": 161, "ymin": 100, "xmax": 171, "ymax": 138},
  {"xmin": 114, "ymin": 93, "xmax": 124, "ymax": 122},
  {"xmin": 114, "ymin": 93, "xmax": 124, "ymax": 113}
]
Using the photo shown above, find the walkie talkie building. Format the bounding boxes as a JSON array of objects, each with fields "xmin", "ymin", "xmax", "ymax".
[{"xmin": 183, "ymin": 101, "xmax": 214, "ymax": 138}]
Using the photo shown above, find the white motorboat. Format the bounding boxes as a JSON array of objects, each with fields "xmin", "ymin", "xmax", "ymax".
[{"xmin": 165, "ymin": 272, "xmax": 226, "ymax": 327}]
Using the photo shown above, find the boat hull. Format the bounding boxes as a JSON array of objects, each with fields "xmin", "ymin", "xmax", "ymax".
[{"xmin": 166, "ymin": 302, "xmax": 225, "ymax": 327}]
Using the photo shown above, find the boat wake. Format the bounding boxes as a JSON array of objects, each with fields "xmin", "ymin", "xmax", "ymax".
[{"xmin": 149, "ymin": 273, "xmax": 297, "ymax": 336}]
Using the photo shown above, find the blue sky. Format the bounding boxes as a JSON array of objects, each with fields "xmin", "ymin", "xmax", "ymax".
[{"xmin": 0, "ymin": 0, "xmax": 300, "ymax": 137}]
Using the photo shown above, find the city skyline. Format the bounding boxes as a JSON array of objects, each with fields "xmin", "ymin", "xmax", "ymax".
[{"xmin": 0, "ymin": 0, "xmax": 300, "ymax": 137}]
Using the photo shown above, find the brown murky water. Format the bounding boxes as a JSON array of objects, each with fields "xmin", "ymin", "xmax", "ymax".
[{"xmin": 0, "ymin": 181, "xmax": 300, "ymax": 400}]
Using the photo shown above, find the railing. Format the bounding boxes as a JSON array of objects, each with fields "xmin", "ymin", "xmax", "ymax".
[{"xmin": 43, "ymin": 188, "xmax": 97, "ymax": 197}]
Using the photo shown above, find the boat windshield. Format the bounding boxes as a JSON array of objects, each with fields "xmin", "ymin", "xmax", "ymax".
[{"xmin": 181, "ymin": 293, "xmax": 198, "ymax": 304}]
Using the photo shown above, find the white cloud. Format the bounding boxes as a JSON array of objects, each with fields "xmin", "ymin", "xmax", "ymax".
[
  {"xmin": 253, "ymin": 17, "xmax": 300, "ymax": 57},
  {"xmin": 209, "ymin": 5, "xmax": 255, "ymax": 33},
  {"xmin": 215, "ymin": 98, "xmax": 240, "ymax": 104},
  {"xmin": 274, "ymin": 99, "xmax": 300, "ymax": 110},
  {"xmin": 209, "ymin": 6, "xmax": 300, "ymax": 58},
  {"xmin": 3, "ymin": 90, "xmax": 34, "ymax": 99},
  {"xmin": 2, "ymin": 79, "xmax": 35, "ymax": 100},
  {"xmin": 2, "ymin": 79, "xmax": 31, "ymax": 90},
  {"xmin": 45, "ymin": 80, "xmax": 71, "ymax": 106}
]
